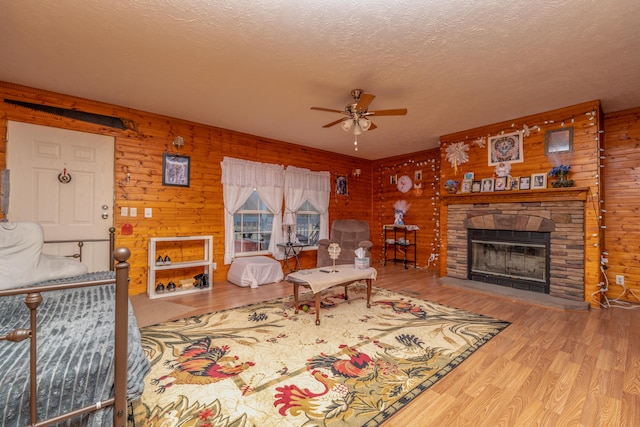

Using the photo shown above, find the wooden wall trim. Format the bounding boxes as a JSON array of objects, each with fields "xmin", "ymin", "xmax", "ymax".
[{"xmin": 604, "ymin": 106, "xmax": 640, "ymax": 119}]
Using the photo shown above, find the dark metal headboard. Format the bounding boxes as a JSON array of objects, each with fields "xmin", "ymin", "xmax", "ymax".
[{"xmin": 44, "ymin": 227, "xmax": 117, "ymax": 270}]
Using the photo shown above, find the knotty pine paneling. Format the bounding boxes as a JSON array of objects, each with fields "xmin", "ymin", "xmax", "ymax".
[
  {"xmin": 371, "ymin": 150, "xmax": 441, "ymax": 270},
  {"xmin": 439, "ymin": 101, "xmax": 604, "ymax": 306},
  {"xmin": 603, "ymin": 107, "xmax": 640, "ymax": 304},
  {"xmin": 0, "ymin": 81, "xmax": 371, "ymax": 295}
]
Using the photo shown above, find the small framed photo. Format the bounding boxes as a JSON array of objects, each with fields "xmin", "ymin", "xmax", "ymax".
[
  {"xmin": 336, "ymin": 175, "xmax": 348, "ymax": 195},
  {"xmin": 545, "ymin": 127, "xmax": 573, "ymax": 154},
  {"xmin": 481, "ymin": 178, "xmax": 494, "ymax": 192},
  {"xmin": 509, "ymin": 176, "xmax": 520, "ymax": 190},
  {"xmin": 488, "ymin": 131, "xmax": 524, "ymax": 165},
  {"xmin": 471, "ymin": 180, "xmax": 482, "ymax": 193},
  {"xmin": 390, "ymin": 174, "xmax": 397, "ymax": 185},
  {"xmin": 162, "ymin": 153, "xmax": 190, "ymax": 187},
  {"xmin": 531, "ymin": 173, "xmax": 547, "ymax": 189},
  {"xmin": 494, "ymin": 176, "xmax": 507, "ymax": 191},
  {"xmin": 519, "ymin": 176, "xmax": 531, "ymax": 190},
  {"xmin": 460, "ymin": 179, "xmax": 472, "ymax": 193},
  {"xmin": 414, "ymin": 170, "xmax": 423, "ymax": 181},
  {"xmin": 464, "ymin": 172, "xmax": 475, "ymax": 180}
]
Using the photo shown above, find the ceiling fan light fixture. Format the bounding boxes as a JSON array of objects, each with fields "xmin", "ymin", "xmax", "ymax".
[{"xmin": 311, "ymin": 88, "xmax": 408, "ymax": 152}]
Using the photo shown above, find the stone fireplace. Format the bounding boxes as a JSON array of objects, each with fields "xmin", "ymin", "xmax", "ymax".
[{"xmin": 445, "ymin": 192, "xmax": 586, "ymax": 301}]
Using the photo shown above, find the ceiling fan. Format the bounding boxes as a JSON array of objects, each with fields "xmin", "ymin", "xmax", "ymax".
[{"xmin": 311, "ymin": 89, "xmax": 408, "ymax": 150}]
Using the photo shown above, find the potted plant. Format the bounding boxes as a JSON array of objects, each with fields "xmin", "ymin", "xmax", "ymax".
[{"xmin": 549, "ymin": 165, "xmax": 573, "ymax": 187}]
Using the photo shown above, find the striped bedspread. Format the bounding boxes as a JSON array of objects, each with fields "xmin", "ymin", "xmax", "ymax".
[{"xmin": 0, "ymin": 271, "xmax": 150, "ymax": 426}]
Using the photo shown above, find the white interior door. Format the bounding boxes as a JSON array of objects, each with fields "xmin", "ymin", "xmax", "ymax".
[{"xmin": 6, "ymin": 121, "xmax": 115, "ymax": 272}]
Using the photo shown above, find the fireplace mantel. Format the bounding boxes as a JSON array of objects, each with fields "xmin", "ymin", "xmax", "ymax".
[{"xmin": 442, "ymin": 187, "xmax": 589, "ymax": 205}]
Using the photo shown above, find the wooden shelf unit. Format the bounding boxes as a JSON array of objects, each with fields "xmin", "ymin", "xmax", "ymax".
[{"xmin": 147, "ymin": 235, "xmax": 214, "ymax": 299}]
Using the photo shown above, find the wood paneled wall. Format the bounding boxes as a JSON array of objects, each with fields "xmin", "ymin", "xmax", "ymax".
[
  {"xmin": 602, "ymin": 107, "xmax": 640, "ymax": 304},
  {"xmin": 371, "ymin": 150, "xmax": 441, "ymax": 269},
  {"xmin": 2, "ymin": 81, "xmax": 637, "ymax": 307},
  {"xmin": 0, "ymin": 82, "xmax": 371, "ymax": 295},
  {"xmin": 438, "ymin": 101, "xmax": 604, "ymax": 306}
]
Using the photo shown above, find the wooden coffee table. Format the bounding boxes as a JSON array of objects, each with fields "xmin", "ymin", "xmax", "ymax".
[{"xmin": 286, "ymin": 265, "xmax": 377, "ymax": 325}]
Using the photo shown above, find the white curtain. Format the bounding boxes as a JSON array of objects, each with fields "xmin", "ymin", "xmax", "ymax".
[
  {"xmin": 221, "ymin": 157, "xmax": 284, "ymax": 264},
  {"xmin": 284, "ymin": 166, "xmax": 330, "ymax": 251}
]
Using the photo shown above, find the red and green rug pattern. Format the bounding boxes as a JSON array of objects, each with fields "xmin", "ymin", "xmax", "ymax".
[{"xmin": 131, "ymin": 284, "xmax": 509, "ymax": 426}]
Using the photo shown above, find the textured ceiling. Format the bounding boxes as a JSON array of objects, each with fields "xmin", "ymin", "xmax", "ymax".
[{"xmin": 1, "ymin": 0, "xmax": 639, "ymax": 160}]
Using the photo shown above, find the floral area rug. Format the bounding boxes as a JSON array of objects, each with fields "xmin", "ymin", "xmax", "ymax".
[{"xmin": 131, "ymin": 284, "xmax": 509, "ymax": 426}]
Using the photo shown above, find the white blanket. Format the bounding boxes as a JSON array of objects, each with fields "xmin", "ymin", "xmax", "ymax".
[
  {"xmin": 0, "ymin": 222, "xmax": 88, "ymax": 290},
  {"xmin": 227, "ymin": 256, "xmax": 283, "ymax": 288}
]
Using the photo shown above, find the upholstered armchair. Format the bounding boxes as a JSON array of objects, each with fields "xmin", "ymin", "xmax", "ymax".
[{"xmin": 316, "ymin": 219, "xmax": 373, "ymax": 267}]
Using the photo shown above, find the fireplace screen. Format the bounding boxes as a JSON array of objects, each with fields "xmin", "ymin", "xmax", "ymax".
[
  {"xmin": 467, "ymin": 229, "xmax": 550, "ymax": 293},
  {"xmin": 470, "ymin": 240, "xmax": 546, "ymax": 282}
]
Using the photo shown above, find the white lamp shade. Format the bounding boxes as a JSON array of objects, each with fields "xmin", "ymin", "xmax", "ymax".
[
  {"xmin": 341, "ymin": 120, "xmax": 353, "ymax": 132},
  {"xmin": 360, "ymin": 118, "xmax": 371, "ymax": 131},
  {"xmin": 283, "ymin": 212, "xmax": 296, "ymax": 226}
]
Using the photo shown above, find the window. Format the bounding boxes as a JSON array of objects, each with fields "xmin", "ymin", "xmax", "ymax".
[
  {"xmin": 295, "ymin": 201, "xmax": 320, "ymax": 246},
  {"xmin": 234, "ymin": 191, "xmax": 273, "ymax": 254}
]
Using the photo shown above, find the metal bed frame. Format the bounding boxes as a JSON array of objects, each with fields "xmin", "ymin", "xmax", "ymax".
[{"xmin": 0, "ymin": 231, "xmax": 131, "ymax": 427}]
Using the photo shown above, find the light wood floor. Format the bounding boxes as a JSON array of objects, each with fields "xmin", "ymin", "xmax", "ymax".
[{"xmin": 141, "ymin": 263, "xmax": 640, "ymax": 426}]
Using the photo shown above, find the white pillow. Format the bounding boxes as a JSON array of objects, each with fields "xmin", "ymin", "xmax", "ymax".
[{"xmin": 0, "ymin": 222, "xmax": 88, "ymax": 290}]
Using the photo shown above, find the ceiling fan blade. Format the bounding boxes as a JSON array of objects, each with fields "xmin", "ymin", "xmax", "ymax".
[
  {"xmin": 369, "ymin": 108, "xmax": 408, "ymax": 116},
  {"xmin": 369, "ymin": 122, "xmax": 377, "ymax": 130},
  {"xmin": 355, "ymin": 93, "xmax": 375, "ymax": 111},
  {"xmin": 322, "ymin": 118, "xmax": 346, "ymax": 128},
  {"xmin": 311, "ymin": 107, "xmax": 344, "ymax": 114}
]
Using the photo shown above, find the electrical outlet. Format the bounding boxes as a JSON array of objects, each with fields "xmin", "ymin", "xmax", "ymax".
[
  {"xmin": 616, "ymin": 275, "xmax": 624, "ymax": 285},
  {"xmin": 213, "ymin": 262, "xmax": 217, "ymax": 270},
  {"xmin": 144, "ymin": 208, "xmax": 152, "ymax": 218}
]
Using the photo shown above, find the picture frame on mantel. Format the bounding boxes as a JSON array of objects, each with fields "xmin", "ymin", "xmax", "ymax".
[
  {"xmin": 531, "ymin": 173, "xmax": 547, "ymax": 189},
  {"xmin": 488, "ymin": 131, "xmax": 524, "ymax": 166},
  {"xmin": 162, "ymin": 153, "xmax": 190, "ymax": 187},
  {"xmin": 494, "ymin": 176, "xmax": 507, "ymax": 191},
  {"xmin": 545, "ymin": 127, "xmax": 573, "ymax": 154}
]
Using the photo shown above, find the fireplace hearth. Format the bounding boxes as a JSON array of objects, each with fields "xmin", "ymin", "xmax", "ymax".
[{"xmin": 468, "ymin": 229, "xmax": 550, "ymax": 293}]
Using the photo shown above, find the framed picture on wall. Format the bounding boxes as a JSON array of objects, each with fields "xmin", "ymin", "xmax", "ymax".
[
  {"xmin": 390, "ymin": 174, "xmax": 397, "ymax": 185},
  {"xmin": 531, "ymin": 173, "xmax": 547, "ymax": 189},
  {"xmin": 520, "ymin": 176, "xmax": 531, "ymax": 190},
  {"xmin": 414, "ymin": 170, "xmax": 422, "ymax": 181},
  {"xmin": 488, "ymin": 131, "xmax": 524, "ymax": 165},
  {"xmin": 545, "ymin": 127, "xmax": 573, "ymax": 154},
  {"xmin": 162, "ymin": 153, "xmax": 190, "ymax": 187},
  {"xmin": 471, "ymin": 180, "xmax": 482, "ymax": 193},
  {"xmin": 336, "ymin": 175, "xmax": 348, "ymax": 195}
]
